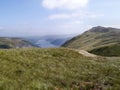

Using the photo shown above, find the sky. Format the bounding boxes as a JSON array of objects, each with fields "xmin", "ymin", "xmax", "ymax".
[{"xmin": 0, "ymin": 0, "xmax": 120, "ymax": 36}]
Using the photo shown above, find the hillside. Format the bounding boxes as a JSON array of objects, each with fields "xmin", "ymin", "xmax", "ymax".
[
  {"xmin": 0, "ymin": 48, "xmax": 119, "ymax": 89},
  {"xmin": 0, "ymin": 37, "xmax": 35, "ymax": 49},
  {"xmin": 62, "ymin": 26, "xmax": 120, "ymax": 56}
]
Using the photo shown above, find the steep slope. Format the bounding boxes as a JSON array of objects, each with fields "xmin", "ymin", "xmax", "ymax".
[
  {"xmin": 0, "ymin": 37, "xmax": 35, "ymax": 49},
  {"xmin": 0, "ymin": 48, "xmax": 119, "ymax": 89},
  {"xmin": 63, "ymin": 26, "xmax": 120, "ymax": 56},
  {"xmin": 89, "ymin": 44, "xmax": 120, "ymax": 57}
]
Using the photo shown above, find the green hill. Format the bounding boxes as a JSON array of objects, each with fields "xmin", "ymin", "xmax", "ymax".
[
  {"xmin": 89, "ymin": 44, "xmax": 120, "ymax": 57},
  {"xmin": 62, "ymin": 26, "xmax": 120, "ymax": 56},
  {"xmin": 0, "ymin": 48, "xmax": 119, "ymax": 90},
  {"xmin": 0, "ymin": 37, "xmax": 35, "ymax": 49}
]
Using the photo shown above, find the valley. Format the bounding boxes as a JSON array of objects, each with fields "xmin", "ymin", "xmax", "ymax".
[
  {"xmin": 0, "ymin": 26, "xmax": 120, "ymax": 90},
  {"xmin": 23, "ymin": 35, "xmax": 74, "ymax": 48},
  {"xmin": 1, "ymin": 0, "xmax": 120, "ymax": 89}
]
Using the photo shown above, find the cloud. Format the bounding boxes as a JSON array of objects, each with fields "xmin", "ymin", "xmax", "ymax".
[
  {"xmin": 42, "ymin": 0, "xmax": 89, "ymax": 10},
  {"xmin": 104, "ymin": 24, "xmax": 120, "ymax": 28},
  {"xmin": 47, "ymin": 11, "xmax": 104, "ymax": 34},
  {"xmin": 60, "ymin": 20, "xmax": 83, "ymax": 28},
  {"xmin": 49, "ymin": 12, "xmax": 104, "ymax": 20},
  {"xmin": 0, "ymin": 27, "xmax": 3, "ymax": 30},
  {"xmin": 41, "ymin": 0, "xmax": 104, "ymax": 34},
  {"xmin": 49, "ymin": 13, "xmax": 82, "ymax": 20},
  {"xmin": 88, "ymin": 14, "xmax": 104, "ymax": 18},
  {"xmin": 49, "ymin": 14, "xmax": 71, "ymax": 20}
]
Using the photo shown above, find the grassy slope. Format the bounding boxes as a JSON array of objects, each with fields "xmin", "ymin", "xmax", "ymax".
[
  {"xmin": 62, "ymin": 31, "xmax": 102, "ymax": 50},
  {"xmin": 0, "ymin": 37, "xmax": 34, "ymax": 48},
  {"xmin": 0, "ymin": 48, "xmax": 119, "ymax": 90},
  {"xmin": 89, "ymin": 44, "xmax": 120, "ymax": 57},
  {"xmin": 62, "ymin": 26, "xmax": 120, "ymax": 56}
]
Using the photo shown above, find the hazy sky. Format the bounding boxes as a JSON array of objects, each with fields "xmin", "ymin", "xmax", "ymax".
[{"xmin": 0, "ymin": 0, "xmax": 120, "ymax": 36}]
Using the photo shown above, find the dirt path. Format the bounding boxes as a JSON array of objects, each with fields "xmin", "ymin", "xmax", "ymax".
[{"xmin": 76, "ymin": 50, "xmax": 97, "ymax": 57}]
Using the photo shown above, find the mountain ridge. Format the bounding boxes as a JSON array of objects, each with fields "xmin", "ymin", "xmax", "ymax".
[
  {"xmin": 62, "ymin": 26, "xmax": 120, "ymax": 56},
  {"xmin": 0, "ymin": 37, "xmax": 36, "ymax": 49}
]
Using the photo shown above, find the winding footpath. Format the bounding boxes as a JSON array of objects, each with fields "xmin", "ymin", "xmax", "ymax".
[{"xmin": 76, "ymin": 50, "xmax": 97, "ymax": 57}]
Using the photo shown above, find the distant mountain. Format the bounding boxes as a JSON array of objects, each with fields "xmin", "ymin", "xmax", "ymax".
[
  {"xmin": 24, "ymin": 35, "xmax": 74, "ymax": 48},
  {"xmin": 0, "ymin": 37, "xmax": 35, "ymax": 49},
  {"xmin": 62, "ymin": 26, "xmax": 120, "ymax": 56}
]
